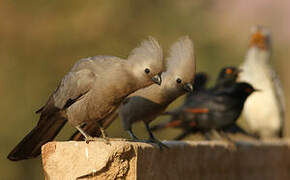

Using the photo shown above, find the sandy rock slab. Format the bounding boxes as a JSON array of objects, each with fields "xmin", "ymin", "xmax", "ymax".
[{"xmin": 42, "ymin": 139, "xmax": 290, "ymax": 180}]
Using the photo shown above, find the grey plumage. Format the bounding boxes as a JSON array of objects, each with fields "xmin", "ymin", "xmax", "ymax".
[
  {"xmin": 239, "ymin": 26, "xmax": 285, "ymax": 138},
  {"xmin": 8, "ymin": 37, "xmax": 164, "ymax": 161},
  {"xmin": 119, "ymin": 36, "xmax": 195, "ymax": 143}
]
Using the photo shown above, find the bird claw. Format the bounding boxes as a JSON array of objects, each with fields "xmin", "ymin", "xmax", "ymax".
[
  {"xmin": 84, "ymin": 136, "xmax": 111, "ymax": 145},
  {"xmin": 146, "ymin": 139, "xmax": 169, "ymax": 150},
  {"xmin": 102, "ymin": 137, "xmax": 111, "ymax": 145},
  {"xmin": 85, "ymin": 136, "xmax": 96, "ymax": 144},
  {"xmin": 227, "ymin": 141, "xmax": 237, "ymax": 152}
]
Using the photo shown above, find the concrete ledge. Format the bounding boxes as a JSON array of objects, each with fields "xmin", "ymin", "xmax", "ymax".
[{"xmin": 42, "ymin": 139, "xmax": 290, "ymax": 180}]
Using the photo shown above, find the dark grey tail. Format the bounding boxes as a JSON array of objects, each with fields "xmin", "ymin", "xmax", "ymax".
[{"xmin": 7, "ymin": 114, "xmax": 67, "ymax": 161}]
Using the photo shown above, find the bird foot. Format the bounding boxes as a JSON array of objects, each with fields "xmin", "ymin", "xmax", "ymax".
[
  {"xmin": 126, "ymin": 137, "xmax": 169, "ymax": 150},
  {"xmin": 145, "ymin": 139, "xmax": 169, "ymax": 150},
  {"xmin": 227, "ymin": 141, "xmax": 237, "ymax": 152},
  {"xmin": 85, "ymin": 136, "xmax": 99, "ymax": 144},
  {"xmin": 102, "ymin": 137, "xmax": 111, "ymax": 145},
  {"xmin": 84, "ymin": 136, "xmax": 111, "ymax": 145}
]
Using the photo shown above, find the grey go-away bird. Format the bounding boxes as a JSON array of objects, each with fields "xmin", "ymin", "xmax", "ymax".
[
  {"xmin": 8, "ymin": 37, "xmax": 164, "ymax": 161},
  {"xmin": 118, "ymin": 36, "xmax": 195, "ymax": 146},
  {"xmin": 71, "ymin": 36, "xmax": 196, "ymax": 142},
  {"xmin": 239, "ymin": 26, "xmax": 285, "ymax": 138}
]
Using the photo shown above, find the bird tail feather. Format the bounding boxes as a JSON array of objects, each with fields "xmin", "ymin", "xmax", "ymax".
[{"xmin": 7, "ymin": 114, "xmax": 66, "ymax": 161}]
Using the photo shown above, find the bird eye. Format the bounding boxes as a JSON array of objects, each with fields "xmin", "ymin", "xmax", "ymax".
[
  {"xmin": 144, "ymin": 68, "xmax": 150, "ymax": 74},
  {"xmin": 176, "ymin": 78, "xmax": 182, "ymax": 84},
  {"xmin": 226, "ymin": 68, "xmax": 233, "ymax": 74},
  {"xmin": 245, "ymin": 87, "xmax": 253, "ymax": 93}
]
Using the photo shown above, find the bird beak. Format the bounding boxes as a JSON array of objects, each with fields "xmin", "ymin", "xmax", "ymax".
[
  {"xmin": 254, "ymin": 88, "xmax": 261, "ymax": 92},
  {"xmin": 237, "ymin": 68, "xmax": 243, "ymax": 73},
  {"xmin": 183, "ymin": 83, "xmax": 194, "ymax": 93},
  {"xmin": 151, "ymin": 73, "xmax": 162, "ymax": 85}
]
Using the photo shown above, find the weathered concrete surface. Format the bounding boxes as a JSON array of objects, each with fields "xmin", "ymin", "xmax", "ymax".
[{"xmin": 42, "ymin": 139, "xmax": 290, "ymax": 180}]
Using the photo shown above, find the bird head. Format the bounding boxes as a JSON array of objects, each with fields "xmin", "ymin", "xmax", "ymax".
[
  {"xmin": 228, "ymin": 82, "xmax": 259, "ymax": 100},
  {"xmin": 250, "ymin": 26, "xmax": 271, "ymax": 50},
  {"xmin": 216, "ymin": 66, "xmax": 241, "ymax": 87},
  {"xmin": 128, "ymin": 36, "xmax": 164, "ymax": 85},
  {"xmin": 162, "ymin": 36, "xmax": 195, "ymax": 93},
  {"xmin": 192, "ymin": 72, "xmax": 208, "ymax": 91}
]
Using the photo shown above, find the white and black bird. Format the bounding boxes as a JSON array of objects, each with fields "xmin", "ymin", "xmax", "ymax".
[{"xmin": 239, "ymin": 26, "xmax": 285, "ymax": 138}]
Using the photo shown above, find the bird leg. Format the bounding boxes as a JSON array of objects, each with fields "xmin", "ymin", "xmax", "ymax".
[
  {"xmin": 96, "ymin": 122, "xmax": 110, "ymax": 145},
  {"xmin": 76, "ymin": 124, "xmax": 110, "ymax": 144},
  {"xmin": 127, "ymin": 128, "xmax": 140, "ymax": 141},
  {"xmin": 144, "ymin": 123, "xmax": 168, "ymax": 149},
  {"xmin": 75, "ymin": 125, "xmax": 98, "ymax": 144},
  {"xmin": 219, "ymin": 131, "xmax": 237, "ymax": 151},
  {"xmin": 203, "ymin": 129, "xmax": 222, "ymax": 141},
  {"xmin": 203, "ymin": 131, "xmax": 213, "ymax": 140},
  {"xmin": 210, "ymin": 129, "xmax": 223, "ymax": 140}
]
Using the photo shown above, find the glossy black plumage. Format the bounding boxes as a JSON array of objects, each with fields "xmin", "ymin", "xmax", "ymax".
[
  {"xmin": 151, "ymin": 67, "xmax": 257, "ymax": 140},
  {"xmin": 152, "ymin": 82, "xmax": 257, "ymax": 140}
]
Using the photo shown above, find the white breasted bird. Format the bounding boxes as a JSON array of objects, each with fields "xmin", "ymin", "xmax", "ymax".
[
  {"xmin": 8, "ymin": 37, "xmax": 164, "ymax": 161},
  {"xmin": 239, "ymin": 26, "xmax": 285, "ymax": 138},
  {"xmin": 119, "ymin": 36, "xmax": 195, "ymax": 147}
]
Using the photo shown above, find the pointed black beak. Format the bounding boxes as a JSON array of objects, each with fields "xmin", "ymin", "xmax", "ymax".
[
  {"xmin": 183, "ymin": 83, "xmax": 194, "ymax": 93},
  {"xmin": 254, "ymin": 88, "xmax": 262, "ymax": 92},
  {"xmin": 152, "ymin": 73, "xmax": 162, "ymax": 85}
]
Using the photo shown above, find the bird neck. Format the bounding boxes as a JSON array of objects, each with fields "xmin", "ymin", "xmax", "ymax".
[
  {"xmin": 244, "ymin": 47, "xmax": 271, "ymax": 66},
  {"xmin": 159, "ymin": 83, "xmax": 185, "ymax": 105}
]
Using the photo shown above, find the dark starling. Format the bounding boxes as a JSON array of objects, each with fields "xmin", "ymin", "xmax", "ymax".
[{"xmin": 151, "ymin": 82, "xmax": 258, "ymax": 141}]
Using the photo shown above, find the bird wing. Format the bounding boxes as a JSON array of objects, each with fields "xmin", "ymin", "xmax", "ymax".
[
  {"xmin": 71, "ymin": 56, "xmax": 124, "ymax": 73},
  {"xmin": 52, "ymin": 68, "xmax": 96, "ymax": 110},
  {"xmin": 52, "ymin": 56, "xmax": 126, "ymax": 110},
  {"xmin": 270, "ymin": 69, "xmax": 286, "ymax": 130},
  {"xmin": 37, "ymin": 59, "xmax": 98, "ymax": 117}
]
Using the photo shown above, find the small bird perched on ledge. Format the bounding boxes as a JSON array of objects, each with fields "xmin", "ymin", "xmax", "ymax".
[
  {"xmin": 184, "ymin": 67, "xmax": 241, "ymax": 106},
  {"xmin": 152, "ymin": 82, "xmax": 258, "ymax": 141},
  {"xmin": 208, "ymin": 66, "xmax": 241, "ymax": 92},
  {"xmin": 8, "ymin": 37, "xmax": 164, "ymax": 161},
  {"xmin": 151, "ymin": 66, "xmax": 245, "ymax": 140},
  {"xmin": 239, "ymin": 26, "xmax": 285, "ymax": 138},
  {"xmin": 118, "ymin": 36, "xmax": 195, "ymax": 147}
]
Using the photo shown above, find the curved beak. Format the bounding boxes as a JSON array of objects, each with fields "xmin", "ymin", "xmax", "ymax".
[
  {"xmin": 151, "ymin": 73, "xmax": 162, "ymax": 85},
  {"xmin": 183, "ymin": 83, "xmax": 194, "ymax": 93}
]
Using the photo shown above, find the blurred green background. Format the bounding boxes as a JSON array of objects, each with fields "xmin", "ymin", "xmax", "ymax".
[{"xmin": 1, "ymin": 0, "xmax": 289, "ymax": 179}]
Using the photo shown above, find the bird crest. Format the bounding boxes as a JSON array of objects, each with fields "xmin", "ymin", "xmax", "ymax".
[
  {"xmin": 165, "ymin": 36, "xmax": 196, "ymax": 83},
  {"xmin": 250, "ymin": 26, "xmax": 271, "ymax": 50},
  {"xmin": 128, "ymin": 36, "xmax": 164, "ymax": 72}
]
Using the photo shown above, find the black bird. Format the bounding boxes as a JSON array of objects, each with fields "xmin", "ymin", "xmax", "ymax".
[
  {"xmin": 184, "ymin": 66, "xmax": 240, "ymax": 106},
  {"xmin": 151, "ymin": 82, "xmax": 258, "ymax": 140},
  {"xmin": 209, "ymin": 66, "xmax": 241, "ymax": 91},
  {"xmin": 151, "ymin": 66, "xmax": 242, "ymax": 139}
]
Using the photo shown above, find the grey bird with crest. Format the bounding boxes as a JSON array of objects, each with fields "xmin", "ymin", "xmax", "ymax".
[
  {"xmin": 8, "ymin": 37, "xmax": 164, "ymax": 161},
  {"xmin": 118, "ymin": 36, "xmax": 195, "ymax": 147}
]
